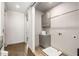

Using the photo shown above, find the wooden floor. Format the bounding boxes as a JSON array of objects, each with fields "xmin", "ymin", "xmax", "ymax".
[
  {"xmin": 5, "ymin": 42, "xmax": 26, "ymax": 56},
  {"xmin": 35, "ymin": 47, "xmax": 47, "ymax": 56},
  {"xmin": 27, "ymin": 47, "xmax": 47, "ymax": 56},
  {"xmin": 4, "ymin": 42, "xmax": 48, "ymax": 56}
]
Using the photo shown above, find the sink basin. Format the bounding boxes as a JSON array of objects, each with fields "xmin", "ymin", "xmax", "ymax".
[{"xmin": 41, "ymin": 31, "xmax": 47, "ymax": 35}]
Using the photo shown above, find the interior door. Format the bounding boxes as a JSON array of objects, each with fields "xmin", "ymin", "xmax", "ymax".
[{"xmin": 27, "ymin": 6, "xmax": 35, "ymax": 52}]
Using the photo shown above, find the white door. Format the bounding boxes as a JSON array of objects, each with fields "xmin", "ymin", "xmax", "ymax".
[
  {"xmin": 5, "ymin": 11, "xmax": 25, "ymax": 45},
  {"xmin": 27, "ymin": 7, "xmax": 35, "ymax": 52}
]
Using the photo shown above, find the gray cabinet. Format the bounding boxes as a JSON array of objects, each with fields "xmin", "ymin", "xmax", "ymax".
[{"xmin": 39, "ymin": 34, "xmax": 51, "ymax": 48}]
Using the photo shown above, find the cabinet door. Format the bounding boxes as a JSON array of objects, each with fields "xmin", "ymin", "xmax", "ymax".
[
  {"xmin": 39, "ymin": 35, "xmax": 51, "ymax": 48},
  {"xmin": 42, "ymin": 14, "xmax": 50, "ymax": 28}
]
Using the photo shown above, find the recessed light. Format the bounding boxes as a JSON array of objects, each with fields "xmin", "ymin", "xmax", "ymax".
[{"xmin": 16, "ymin": 4, "xmax": 20, "ymax": 8}]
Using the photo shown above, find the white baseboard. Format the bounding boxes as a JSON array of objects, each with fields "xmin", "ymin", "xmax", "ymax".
[{"xmin": 6, "ymin": 41, "xmax": 25, "ymax": 46}]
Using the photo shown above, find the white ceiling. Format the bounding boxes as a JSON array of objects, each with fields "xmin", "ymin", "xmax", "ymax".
[
  {"xmin": 5, "ymin": 2, "xmax": 61, "ymax": 13},
  {"xmin": 5, "ymin": 2, "xmax": 34, "ymax": 13},
  {"xmin": 35, "ymin": 2, "xmax": 61, "ymax": 12}
]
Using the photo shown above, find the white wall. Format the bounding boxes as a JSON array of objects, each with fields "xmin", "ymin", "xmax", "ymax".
[
  {"xmin": 0, "ymin": 2, "xmax": 1, "ymax": 36},
  {"xmin": 5, "ymin": 10, "xmax": 25, "ymax": 45},
  {"xmin": 46, "ymin": 2, "xmax": 79, "ymax": 56},
  {"xmin": 0, "ymin": 2, "xmax": 5, "ymax": 50},
  {"xmin": 35, "ymin": 9, "xmax": 43, "ymax": 47},
  {"xmin": 46, "ymin": 2, "xmax": 79, "ymax": 19},
  {"xmin": 0, "ymin": 2, "xmax": 4, "ymax": 36},
  {"xmin": 27, "ymin": 6, "xmax": 35, "ymax": 52}
]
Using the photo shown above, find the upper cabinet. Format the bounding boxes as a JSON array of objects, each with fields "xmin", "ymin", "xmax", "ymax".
[
  {"xmin": 35, "ymin": 2, "xmax": 61, "ymax": 28},
  {"xmin": 42, "ymin": 13, "xmax": 50, "ymax": 28}
]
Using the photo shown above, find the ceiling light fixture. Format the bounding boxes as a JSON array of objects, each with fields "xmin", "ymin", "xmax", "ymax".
[{"xmin": 16, "ymin": 4, "xmax": 20, "ymax": 8}]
